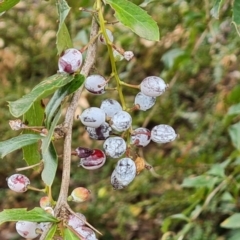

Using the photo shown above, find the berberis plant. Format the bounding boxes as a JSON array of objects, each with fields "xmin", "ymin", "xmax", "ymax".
[{"xmin": 0, "ymin": 0, "xmax": 177, "ymax": 239}]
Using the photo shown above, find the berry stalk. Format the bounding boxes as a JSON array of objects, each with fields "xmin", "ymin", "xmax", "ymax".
[{"xmin": 96, "ymin": 0, "xmax": 126, "ymax": 110}]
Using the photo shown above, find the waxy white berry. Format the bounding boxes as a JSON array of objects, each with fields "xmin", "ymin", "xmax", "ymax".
[
  {"xmin": 151, "ymin": 124, "xmax": 177, "ymax": 143},
  {"xmin": 58, "ymin": 48, "xmax": 83, "ymax": 73},
  {"xmin": 7, "ymin": 174, "xmax": 30, "ymax": 193},
  {"xmin": 16, "ymin": 221, "xmax": 39, "ymax": 239}
]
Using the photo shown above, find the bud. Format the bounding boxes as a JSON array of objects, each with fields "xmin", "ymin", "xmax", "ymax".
[
  {"xmin": 123, "ymin": 51, "xmax": 134, "ymax": 61},
  {"xmin": 68, "ymin": 187, "xmax": 91, "ymax": 202},
  {"xmin": 39, "ymin": 196, "xmax": 52, "ymax": 209}
]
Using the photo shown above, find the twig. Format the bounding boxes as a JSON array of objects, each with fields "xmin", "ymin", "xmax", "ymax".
[{"xmin": 40, "ymin": 17, "xmax": 99, "ymax": 240}]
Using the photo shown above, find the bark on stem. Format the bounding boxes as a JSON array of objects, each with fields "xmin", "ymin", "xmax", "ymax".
[
  {"xmin": 40, "ymin": 18, "xmax": 99, "ymax": 240},
  {"xmin": 56, "ymin": 17, "xmax": 99, "ymax": 210}
]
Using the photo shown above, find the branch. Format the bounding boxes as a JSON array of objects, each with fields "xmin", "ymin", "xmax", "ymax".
[{"xmin": 39, "ymin": 17, "xmax": 99, "ymax": 240}]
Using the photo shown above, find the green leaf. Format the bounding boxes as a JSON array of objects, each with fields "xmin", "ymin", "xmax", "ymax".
[
  {"xmin": 64, "ymin": 228, "xmax": 81, "ymax": 240},
  {"xmin": 228, "ymin": 103, "xmax": 240, "ymax": 116},
  {"xmin": 41, "ymin": 142, "xmax": 58, "ymax": 186},
  {"xmin": 207, "ymin": 164, "xmax": 225, "ymax": 178},
  {"xmin": 57, "ymin": 22, "xmax": 73, "ymax": 56},
  {"xmin": 170, "ymin": 214, "xmax": 190, "ymax": 222},
  {"xmin": 57, "ymin": 0, "xmax": 71, "ymax": 27},
  {"xmin": 181, "ymin": 175, "xmax": 219, "ymax": 189},
  {"xmin": 161, "ymin": 49, "xmax": 186, "ymax": 69},
  {"xmin": 0, "ymin": 0, "xmax": 20, "ymax": 13},
  {"xmin": 22, "ymin": 100, "xmax": 45, "ymax": 165},
  {"xmin": 229, "ymin": 122, "xmax": 240, "ymax": 151},
  {"xmin": 45, "ymin": 224, "xmax": 58, "ymax": 240},
  {"xmin": 45, "ymin": 74, "xmax": 84, "ymax": 128},
  {"xmin": 105, "ymin": 0, "xmax": 159, "ymax": 41},
  {"xmin": 232, "ymin": 0, "xmax": 240, "ymax": 36},
  {"xmin": 56, "ymin": 0, "xmax": 73, "ymax": 55},
  {"xmin": 0, "ymin": 134, "xmax": 43, "ymax": 159},
  {"xmin": 42, "ymin": 109, "xmax": 61, "ymax": 152},
  {"xmin": 228, "ymin": 229, "xmax": 240, "ymax": 240},
  {"xmin": 210, "ymin": 0, "xmax": 223, "ymax": 19},
  {"xmin": 8, "ymin": 73, "xmax": 76, "ymax": 118},
  {"xmin": 221, "ymin": 213, "xmax": 240, "ymax": 229},
  {"xmin": 0, "ymin": 207, "xmax": 58, "ymax": 224}
]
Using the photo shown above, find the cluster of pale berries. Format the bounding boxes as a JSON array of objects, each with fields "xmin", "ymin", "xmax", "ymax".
[
  {"xmin": 57, "ymin": 30, "xmax": 177, "ymax": 190},
  {"xmin": 7, "ymin": 173, "xmax": 97, "ymax": 239},
  {"xmin": 6, "ymin": 30, "xmax": 177, "ymax": 239}
]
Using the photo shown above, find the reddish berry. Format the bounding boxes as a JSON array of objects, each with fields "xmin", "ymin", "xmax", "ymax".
[{"xmin": 79, "ymin": 149, "xmax": 106, "ymax": 170}]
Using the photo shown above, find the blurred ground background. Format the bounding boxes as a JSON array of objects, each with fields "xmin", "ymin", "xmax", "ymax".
[{"xmin": 0, "ymin": 0, "xmax": 240, "ymax": 239}]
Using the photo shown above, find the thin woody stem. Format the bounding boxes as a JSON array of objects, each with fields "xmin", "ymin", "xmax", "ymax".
[
  {"xmin": 40, "ymin": 16, "xmax": 99, "ymax": 240},
  {"xmin": 55, "ymin": 17, "xmax": 99, "ymax": 210}
]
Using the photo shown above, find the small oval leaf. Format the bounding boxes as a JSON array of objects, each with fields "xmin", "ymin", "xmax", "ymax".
[
  {"xmin": 0, "ymin": 134, "xmax": 43, "ymax": 159},
  {"xmin": 0, "ymin": 207, "xmax": 58, "ymax": 224},
  {"xmin": 41, "ymin": 142, "xmax": 58, "ymax": 186},
  {"xmin": 221, "ymin": 213, "xmax": 240, "ymax": 229},
  {"xmin": 8, "ymin": 73, "xmax": 76, "ymax": 118},
  {"xmin": 105, "ymin": 0, "xmax": 159, "ymax": 41}
]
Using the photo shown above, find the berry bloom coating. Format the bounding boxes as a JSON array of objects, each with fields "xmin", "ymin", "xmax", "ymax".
[
  {"xmin": 16, "ymin": 221, "xmax": 39, "ymax": 239},
  {"xmin": 151, "ymin": 124, "xmax": 177, "ymax": 143},
  {"xmin": 85, "ymin": 75, "xmax": 106, "ymax": 95},
  {"xmin": 79, "ymin": 149, "xmax": 106, "ymax": 170},
  {"xmin": 140, "ymin": 76, "xmax": 167, "ymax": 97},
  {"xmin": 39, "ymin": 196, "xmax": 52, "ymax": 209},
  {"xmin": 99, "ymin": 28, "xmax": 114, "ymax": 45},
  {"xmin": 131, "ymin": 127, "xmax": 151, "ymax": 147},
  {"xmin": 7, "ymin": 174, "xmax": 30, "ymax": 193},
  {"xmin": 103, "ymin": 137, "xmax": 126, "ymax": 158},
  {"xmin": 100, "ymin": 99, "xmax": 122, "ymax": 118},
  {"xmin": 111, "ymin": 110, "xmax": 132, "ymax": 132},
  {"xmin": 123, "ymin": 51, "xmax": 134, "ymax": 61},
  {"xmin": 134, "ymin": 92, "xmax": 156, "ymax": 111},
  {"xmin": 58, "ymin": 48, "xmax": 83, "ymax": 73},
  {"xmin": 68, "ymin": 213, "xmax": 86, "ymax": 229},
  {"xmin": 75, "ymin": 147, "xmax": 94, "ymax": 158},
  {"xmin": 75, "ymin": 226, "xmax": 98, "ymax": 240},
  {"xmin": 111, "ymin": 158, "xmax": 137, "ymax": 189},
  {"xmin": 86, "ymin": 122, "xmax": 112, "ymax": 140},
  {"xmin": 78, "ymin": 107, "xmax": 106, "ymax": 128},
  {"xmin": 69, "ymin": 187, "xmax": 91, "ymax": 202}
]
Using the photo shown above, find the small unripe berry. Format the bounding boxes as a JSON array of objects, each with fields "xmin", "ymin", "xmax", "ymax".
[
  {"xmin": 44, "ymin": 207, "xmax": 55, "ymax": 216},
  {"xmin": 39, "ymin": 196, "xmax": 52, "ymax": 209},
  {"xmin": 16, "ymin": 221, "xmax": 39, "ymax": 239},
  {"xmin": 58, "ymin": 48, "xmax": 83, "ymax": 73},
  {"xmin": 123, "ymin": 51, "xmax": 134, "ymax": 61},
  {"xmin": 68, "ymin": 187, "xmax": 91, "ymax": 202},
  {"xmin": 7, "ymin": 174, "xmax": 30, "ymax": 193}
]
